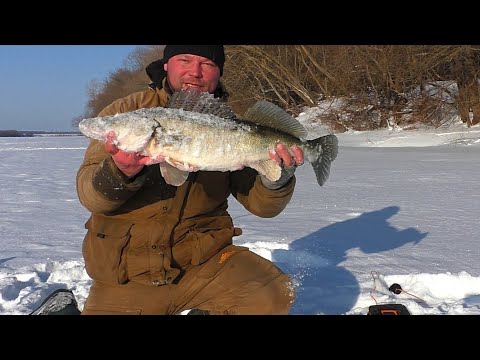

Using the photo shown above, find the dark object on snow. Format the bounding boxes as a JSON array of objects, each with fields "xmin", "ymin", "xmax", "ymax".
[
  {"xmin": 367, "ymin": 304, "xmax": 410, "ymax": 315},
  {"xmin": 30, "ymin": 289, "xmax": 81, "ymax": 315},
  {"xmin": 389, "ymin": 283, "xmax": 403, "ymax": 295}
]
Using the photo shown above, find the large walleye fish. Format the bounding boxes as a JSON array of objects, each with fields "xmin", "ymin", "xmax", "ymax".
[{"xmin": 79, "ymin": 89, "xmax": 338, "ymax": 187}]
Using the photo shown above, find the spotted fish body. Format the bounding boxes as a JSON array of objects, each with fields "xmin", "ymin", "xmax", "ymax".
[{"xmin": 79, "ymin": 89, "xmax": 338, "ymax": 186}]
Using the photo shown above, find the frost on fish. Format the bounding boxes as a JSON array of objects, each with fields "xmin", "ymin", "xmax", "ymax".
[
  {"xmin": 78, "ymin": 89, "xmax": 339, "ymax": 187},
  {"xmin": 78, "ymin": 111, "xmax": 159, "ymax": 153},
  {"xmin": 148, "ymin": 112, "xmax": 260, "ymax": 171}
]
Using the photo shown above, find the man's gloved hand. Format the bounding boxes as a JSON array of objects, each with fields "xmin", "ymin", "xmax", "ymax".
[{"xmin": 260, "ymin": 144, "xmax": 304, "ymax": 190}]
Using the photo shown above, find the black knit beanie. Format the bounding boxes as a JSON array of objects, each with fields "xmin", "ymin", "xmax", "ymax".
[{"xmin": 163, "ymin": 45, "xmax": 225, "ymax": 76}]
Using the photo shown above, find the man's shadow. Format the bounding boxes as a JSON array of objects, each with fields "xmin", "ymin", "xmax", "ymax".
[{"xmin": 272, "ymin": 206, "xmax": 428, "ymax": 314}]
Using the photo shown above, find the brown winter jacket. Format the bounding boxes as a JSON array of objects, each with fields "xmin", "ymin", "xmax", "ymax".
[{"xmin": 76, "ymin": 83, "xmax": 296, "ymax": 287}]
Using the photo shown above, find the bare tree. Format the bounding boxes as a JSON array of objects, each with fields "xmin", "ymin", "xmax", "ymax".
[{"xmin": 75, "ymin": 44, "xmax": 480, "ymax": 132}]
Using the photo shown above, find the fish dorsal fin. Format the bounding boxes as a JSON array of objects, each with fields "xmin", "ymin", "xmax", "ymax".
[
  {"xmin": 167, "ymin": 89, "xmax": 238, "ymax": 120},
  {"xmin": 159, "ymin": 162, "xmax": 189, "ymax": 186},
  {"xmin": 243, "ymin": 100, "xmax": 308, "ymax": 139}
]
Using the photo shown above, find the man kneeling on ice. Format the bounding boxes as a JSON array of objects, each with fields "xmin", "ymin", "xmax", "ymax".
[{"xmin": 73, "ymin": 45, "xmax": 337, "ymax": 315}]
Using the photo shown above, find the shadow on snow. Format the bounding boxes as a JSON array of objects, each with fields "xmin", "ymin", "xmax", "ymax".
[{"xmin": 272, "ymin": 205, "xmax": 428, "ymax": 315}]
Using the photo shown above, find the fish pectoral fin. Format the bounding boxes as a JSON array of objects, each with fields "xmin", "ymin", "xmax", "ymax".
[
  {"xmin": 249, "ymin": 159, "xmax": 282, "ymax": 182},
  {"xmin": 166, "ymin": 158, "xmax": 198, "ymax": 172},
  {"xmin": 159, "ymin": 162, "xmax": 189, "ymax": 186}
]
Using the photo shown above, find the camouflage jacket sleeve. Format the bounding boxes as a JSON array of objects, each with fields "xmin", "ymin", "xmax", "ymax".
[{"xmin": 230, "ymin": 167, "xmax": 296, "ymax": 218}]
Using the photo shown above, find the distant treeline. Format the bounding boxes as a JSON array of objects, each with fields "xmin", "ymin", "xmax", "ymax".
[
  {"xmin": 71, "ymin": 45, "xmax": 480, "ymax": 131},
  {"xmin": 0, "ymin": 130, "xmax": 81, "ymax": 137}
]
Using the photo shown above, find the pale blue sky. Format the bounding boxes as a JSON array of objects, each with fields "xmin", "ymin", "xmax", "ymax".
[{"xmin": 0, "ymin": 45, "xmax": 142, "ymax": 131}]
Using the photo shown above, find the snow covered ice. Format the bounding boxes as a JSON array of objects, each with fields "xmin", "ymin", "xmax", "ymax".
[{"xmin": 1, "ymin": 121, "xmax": 479, "ymax": 315}]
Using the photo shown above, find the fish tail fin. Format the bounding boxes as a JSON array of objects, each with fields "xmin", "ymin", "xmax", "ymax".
[{"xmin": 305, "ymin": 134, "xmax": 339, "ymax": 186}]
